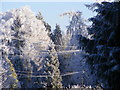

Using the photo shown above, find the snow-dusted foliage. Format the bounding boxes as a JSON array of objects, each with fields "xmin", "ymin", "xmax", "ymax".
[
  {"xmin": 52, "ymin": 24, "xmax": 63, "ymax": 51},
  {"xmin": 70, "ymin": 85, "xmax": 103, "ymax": 89},
  {"xmin": 0, "ymin": 6, "xmax": 62, "ymax": 88},
  {"xmin": 1, "ymin": 57, "xmax": 21, "ymax": 88},
  {"xmin": 0, "ymin": 49, "xmax": 20, "ymax": 88},
  {"xmin": 59, "ymin": 11, "xmax": 97, "ymax": 87},
  {"xmin": 41, "ymin": 46, "xmax": 62, "ymax": 88},
  {"xmin": 66, "ymin": 11, "xmax": 91, "ymax": 50},
  {"xmin": 36, "ymin": 12, "xmax": 53, "ymax": 40},
  {"xmin": 85, "ymin": 2, "xmax": 120, "ymax": 89},
  {"xmin": 1, "ymin": 2, "xmax": 119, "ymax": 89},
  {"xmin": 66, "ymin": 11, "xmax": 88, "ymax": 37}
]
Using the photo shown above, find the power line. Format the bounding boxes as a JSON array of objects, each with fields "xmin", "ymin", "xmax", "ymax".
[
  {"xmin": 42, "ymin": 49, "xmax": 81, "ymax": 53},
  {"xmin": 24, "ymin": 49, "xmax": 82, "ymax": 54},
  {"xmin": 0, "ymin": 70, "xmax": 87, "ymax": 78},
  {"xmin": 16, "ymin": 71, "xmax": 83, "ymax": 77}
]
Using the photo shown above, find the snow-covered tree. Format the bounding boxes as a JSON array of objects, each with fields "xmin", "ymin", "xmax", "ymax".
[
  {"xmin": 36, "ymin": 12, "xmax": 53, "ymax": 40},
  {"xmin": 40, "ymin": 45, "xmax": 62, "ymax": 88},
  {"xmin": 65, "ymin": 11, "xmax": 91, "ymax": 50},
  {"xmin": 0, "ymin": 13, "xmax": 21, "ymax": 88},
  {"xmin": 59, "ymin": 11, "xmax": 97, "ymax": 87},
  {"xmin": 44, "ymin": 22, "xmax": 53, "ymax": 39},
  {"xmin": 0, "ymin": 6, "xmax": 62, "ymax": 88},
  {"xmin": 0, "ymin": 51, "xmax": 20, "ymax": 88},
  {"xmin": 52, "ymin": 24, "xmax": 63, "ymax": 51},
  {"xmin": 85, "ymin": 2, "xmax": 120, "ymax": 89},
  {"xmin": 29, "ymin": 45, "xmax": 63, "ymax": 88},
  {"xmin": 66, "ymin": 11, "xmax": 87, "ymax": 36}
]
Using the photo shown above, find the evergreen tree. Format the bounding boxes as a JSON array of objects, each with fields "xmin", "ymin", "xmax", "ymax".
[
  {"xmin": 10, "ymin": 17, "xmax": 32, "ymax": 87},
  {"xmin": 52, "ymin": 24, "xmax": 63, "ymax": 51},
  {"xmin": 84, "ymin": 2, "xmax": 120, "ymax": 89},
  {"xmin": 41, "ymin": 46, "xmax": 62, "ymax": 88},
  {"xmin": 0, "ymin": 56, "xmax": 20, "ymax": 88},
  {"xmin": 36, "ymin": 12, "xmax": 53, "ymax": 39},
  {"xmin": 0, "ymin": 7, "xmax": 56, "ymax": 88},
  {"xmin": 0, "ymin": 17, "xmax": 21, "ymax": 88},
  {"xmin": 0, "ymin": 45, "xmax": 20, "ymax": 88},
  {"xmin": 59, "ymin": 11, "xmax": 97, "ymax": 87},
  {"xmin": 44, "ymin": 22, "xmax": 53, "ymax": 39}
]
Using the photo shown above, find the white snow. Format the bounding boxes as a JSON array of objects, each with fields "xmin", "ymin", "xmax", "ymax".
[
  {"xmin": 0, "ymin": 6, "xmax": 54, "ymax": 88},
  {"xmin": 60, "ymin": 11, "xmax": 97, "ymax": 87}
]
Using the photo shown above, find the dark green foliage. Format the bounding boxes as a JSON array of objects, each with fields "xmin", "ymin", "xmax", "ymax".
[
  {"xmin": 44, "ymin": 22, "xmax": 53, "ymax": 39},
  {"xmin": 52, "ymin": 24, "xmax": 63, "ymax": 51},
  {"xmin": 84, "ymin": 2, "xmax": 120, "ymax": 89}
]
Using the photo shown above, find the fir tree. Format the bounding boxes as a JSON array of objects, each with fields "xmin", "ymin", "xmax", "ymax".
[
  {"xmin": 44, "ymin": 22, "xmax": 53, "ymax": 39},
  {"xmin": 0, "ymin": 18, "xmax": 21, "ymax": 88},
  {"xmin": 36, "ymin": 45, "xmax": 63, "ymax": 88},
  {"xmin": 0, "ymin": 7, "xmax": 55, "ymax": 88},
  {"xmin": 43, "ymin": 46, "xmax": 62, "ymax": 89},
  {"xmin": 52, "ymin": 24, "xmax": 63, "ymax": 51},
  {"xmin": 9, "ymin": 16, "xmax": 32, "ymax": 87},
  {"xmin": 85, "ymin": 2, "xmax": 120, "ymax": 89}
]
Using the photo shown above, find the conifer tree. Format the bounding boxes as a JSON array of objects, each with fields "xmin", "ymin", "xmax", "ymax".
[
  {"xmin": 52, "ymin": 24, "xmax": 63, "ymax": 51},
  {"xmin": 10, "ymin": 17, "xmax": 32, "ymax": 87},
  {"xmin": 0, "ymin": 56, "xmax": 20, "ymax": 88},
  {"xmin": 85, "ymin": 2, "xmax": 120, "ymax": 89},
  {"xmin": 34, "ymin": 45, "xmax": 62, "ymax": 88},
  {"xmin": 0, "ymin": 19, "xmax": 20, "ymax": 88},
  {"xmin": 42, "ymin": 46, "xmax": 63, "ymax": 88},
  {"xmin": 44, "ymin": 22, "xmax": 53, "ymax": 39},
  {"xmin": 0, "ymin": 7, "xmax": 55, "ymax": 88}
]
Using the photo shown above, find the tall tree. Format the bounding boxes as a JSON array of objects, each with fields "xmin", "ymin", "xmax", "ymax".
[
  {"xmin": 0, "ymin": 16, "xmax": 21, "ymax": 88},
  {"xmin": 0, "ymin": 6, "xmax": 60, "ymax": 88},
  {"xmin": 41, "ymin": 46, "xmax": 63, "ymax": 88},
  {"xmin": 52, "ymin": 24, "xmax": 63, "ymax": 51},
  {"xmin": 65, "ymin": 11, "xmax": 90, "ymax": 50},
  {"xmin": 10, "ymin": 17, "xmax": 32, "ymax": 87},
  {"xmin": 84, "ymin": 2, "xmax": 120, "ymax": 89}
]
